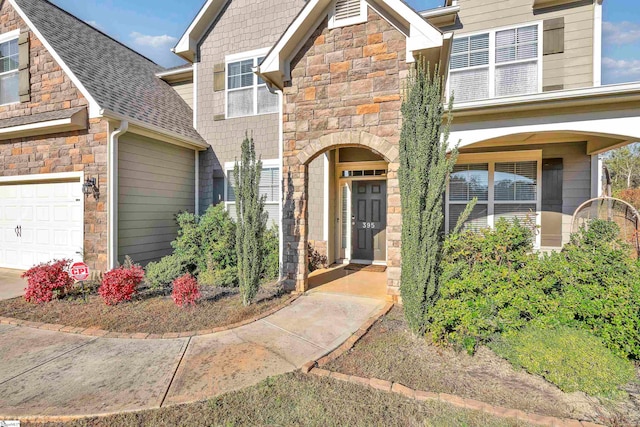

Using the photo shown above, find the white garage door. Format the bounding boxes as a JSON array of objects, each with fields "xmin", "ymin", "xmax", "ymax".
[{"xmin": 0, "ymin": 181, "xmax": 84, "ymax": 270}]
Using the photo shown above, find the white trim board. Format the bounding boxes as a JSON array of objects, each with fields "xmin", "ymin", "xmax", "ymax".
[{"xmin": 0, "ymin": 171, "xmax": 83, "ymax": 183}]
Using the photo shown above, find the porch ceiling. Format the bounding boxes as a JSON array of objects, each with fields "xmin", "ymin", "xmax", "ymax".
[{"xmin": 461, "ymin": 132, "xmax": 630, "ymax": 155}]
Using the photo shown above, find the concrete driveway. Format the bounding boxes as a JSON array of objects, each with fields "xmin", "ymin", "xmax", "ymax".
[
  {"xmin": 0, "ymin": 292, "xmax": 385, "ymax": 418},
  {"xmin": 0, "ymin": 268, "xmax": 25, "ymax": 300}
]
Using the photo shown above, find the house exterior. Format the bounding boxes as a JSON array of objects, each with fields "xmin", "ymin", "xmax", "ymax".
[
  {"xmin": 0, "ymin": 0, "xmax": 206, "ymax": 272},
  {"xmin": 2, "ymin": 0, "xmax": 640, "ymax": 302}
]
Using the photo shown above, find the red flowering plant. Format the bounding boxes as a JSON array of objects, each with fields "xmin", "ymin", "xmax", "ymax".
[
  {"xmin": 171, "ymin": 273, "xmax": 201, "ymax": 307},
  {"xmin": 98, "ymin": 259, "xmax": 145, "ymax": 306},
  {"xmin": 22, "ymin": 259, "xmax": 74, "ymax": 304}
]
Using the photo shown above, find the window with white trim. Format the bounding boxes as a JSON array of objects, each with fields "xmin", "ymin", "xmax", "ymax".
[
  {"xmin": 447, "ymin": 156, "xmax": 541, "ymax": 242},
  {"xmin": 449, "ymin": 23, "xmax": 540, "ymax": 103},
  {"xmin": 227, "ymin": 56, "xmax": 278, "ymax": 118},
  {"xmin": 329, "ymin": 0, "xmax": 367, "ymax": 29},
  {"xmin": 225, "ymin": 162, "xmax": 280, "ymax": 226},
  {"xmin": 0, "ymin": 36, "xmax": 19, "ymax": 105}
]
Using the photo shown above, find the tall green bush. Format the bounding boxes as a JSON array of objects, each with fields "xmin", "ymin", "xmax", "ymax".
[
  {"xmin": 399, "ymin": 62, "xmax": 458, "ymax": 334},
  {"xmin": 234, "ymin": 135, "xmax": 268, "ymax": 306}
]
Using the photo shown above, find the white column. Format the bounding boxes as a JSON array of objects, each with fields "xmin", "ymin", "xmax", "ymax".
[{"xmin": 591, "ymin": 154, "xmax": 603, "ymax": 198}]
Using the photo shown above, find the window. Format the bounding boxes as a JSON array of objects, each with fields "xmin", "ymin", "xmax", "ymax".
[
  {"xmin": 227, "ymin": 56, "xmax": 278, "ymax": 118},
  {"xmin": 449, "ymin": 24, "xmax": 540, "ymax": 103},
  {"xmin": 225, "ymin": 161, "xmax": 280, "ymax": 226},
  {"xmin": 329, "ymin": 0, "xmax": 367, "ymax": 28},
  {"xmin": 0, "ymin": 36, "xmax": 19, "ymax": 105},
  {"xmin": 446, "ymin": 153, "xmax": 541, "ymax": 246}
]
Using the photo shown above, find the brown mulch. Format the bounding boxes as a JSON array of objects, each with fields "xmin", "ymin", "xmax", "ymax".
[
  {"xmin": 326, "ymin": 306, "xmax": 640, "ymax": 426},
  {"xmin": 0, "ymin": 284, "xmax": 290, "ymax": 335}
]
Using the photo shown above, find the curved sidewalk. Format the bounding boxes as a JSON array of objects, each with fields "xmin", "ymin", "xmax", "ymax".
[{"xmin": 0, "ymin": 292, "xmax": 385, "ymax": 418}]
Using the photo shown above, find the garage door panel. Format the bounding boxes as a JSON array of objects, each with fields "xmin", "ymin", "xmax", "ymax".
[{"xmin": 0, "ymin": 180, "xmax": 84, "ymax": 270}]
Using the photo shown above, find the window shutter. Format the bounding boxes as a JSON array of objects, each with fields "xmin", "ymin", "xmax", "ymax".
[
  {"xmin": 213, "ymin": 63, "xmax": 225, "ymax": 92},
  {"xmin": 18, "ymin": 31, "xmax": 30, "ymax": 103},
  {"xmin": 543, "ymin": 18, "xmax": 564, "ymax": 55},
  {"xmin": 334, "ymin": 0, "xmax": 361, "ymax": 21}
]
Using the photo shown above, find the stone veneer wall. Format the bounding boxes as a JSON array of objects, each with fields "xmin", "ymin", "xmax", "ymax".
[
  {"xmin": 0, "ymin": 1, "xmax": 108, "ymax": 271},
  {"xmin": 282, "ymin": 7, "xmax": 408, "ymax": 299}
]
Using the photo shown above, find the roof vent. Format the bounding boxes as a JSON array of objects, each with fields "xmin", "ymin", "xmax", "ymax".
[{"xmin": 330, "ymin": 0, "xmax": 366, "ymax": 28}]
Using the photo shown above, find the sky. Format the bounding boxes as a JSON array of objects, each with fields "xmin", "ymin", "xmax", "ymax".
[{"xmin": 50, "ymin": 0, "xmax": 640, "ymax": 85}]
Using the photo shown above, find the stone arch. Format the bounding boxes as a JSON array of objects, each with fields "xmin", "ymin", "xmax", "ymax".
[{"xmin": 297, "ymin": 131, "xmax": 400, "ymax": 166}]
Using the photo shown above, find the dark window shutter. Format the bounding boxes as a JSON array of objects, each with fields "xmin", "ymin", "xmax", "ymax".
[
  {"xmin": 18, "ymin": 31, "xmax": 30, "ymax": 103},
  {"xmin": 213, "ymin": 63, "xmax": 225, "ymax": 92},
  {"xmin": 543, "ymin": 18, "xmax": 564, "ymax": 55}
]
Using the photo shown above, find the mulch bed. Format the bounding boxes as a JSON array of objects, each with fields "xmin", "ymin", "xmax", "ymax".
[
  {"xmin": 0, "ymin": 284, "xmax": 290, "ymax": 335},
  {"xmin": 325, "ymin": 306, "xmax": 640, "ymax": 426}
]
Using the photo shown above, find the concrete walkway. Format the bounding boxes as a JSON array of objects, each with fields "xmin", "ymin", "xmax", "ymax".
[
  {"xmin": 0, "ymin": 292, "xmax": 385, "ymax": 418},
  {"xmin": 0, "ymin": 268, "xmax": 25, "ymax": 301}
]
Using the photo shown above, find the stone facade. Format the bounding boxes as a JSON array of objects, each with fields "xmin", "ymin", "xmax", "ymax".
[
  {"xmin": 0, "ymin": 1, "xmax": 108, "ymax": 271},
  {"xmin": 282, "ymin": 7, "xmax": 409, "ymax": 298}
]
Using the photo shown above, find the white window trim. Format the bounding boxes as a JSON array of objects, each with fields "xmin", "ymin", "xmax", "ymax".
[
  {"xmin": 0, "ymin": 29, "xmax": 21, "ymax": 108},
  {"xmin": 447, "ymin": 21, "xmax": 543, "ymax": 103},
  {"xmin": 225, "ymin": 47, "xmax": 277, "ymax": 119},
  {"xmin": 445, "ymin": 150, "xmax": 543, "ymax": 249},
  {"xmin": 328, "ymin": 0, "xmax": 368, "ymax": 29},
  {"xmin": 223, "ymin": 158, "xmax": 281, "ymax": 218}
]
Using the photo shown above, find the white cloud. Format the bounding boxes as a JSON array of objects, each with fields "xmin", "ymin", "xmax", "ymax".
[
  {"xmin": 130, "ymin": 31, "xmax": 177, "ymax": 49},
  {"xmin": 602, "ymin": 57, "xmax": 640, "ymax": 84},
  {"xmin": 603, "ymin": 21, "xmax": 640, "ymax": 45}
]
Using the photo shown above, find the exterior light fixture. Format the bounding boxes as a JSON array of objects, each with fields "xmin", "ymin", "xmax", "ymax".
[{"xmin": 82, "ymin": 177, "xmax": 100, "ymax": 200}]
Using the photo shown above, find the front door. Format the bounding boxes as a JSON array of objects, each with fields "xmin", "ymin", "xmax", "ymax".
[{"xmin": 351, "ymin": 181, "xmax": 386, "ymax": 262}]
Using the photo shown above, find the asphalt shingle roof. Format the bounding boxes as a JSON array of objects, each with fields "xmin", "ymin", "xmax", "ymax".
[{"xmin": 14, "ymin": 0, "xmax": 204, "ymax": 144}]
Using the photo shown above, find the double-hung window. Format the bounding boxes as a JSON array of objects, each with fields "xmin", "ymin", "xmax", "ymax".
[
  {"xmin": 446, "ymin": 152, "xmax": 542, "ymax": 247},
  {"xmin": 449, "ymin": 23, "xmax": 541, "ymax": 103},
  {"xmin": 227, "ymin": 55, "xmax": 278, "ymax": 118},
  {"xmin": 225, "ymin": 160, "xmax": 281, "ymax": 226},
  {"xmin": 0, "ymin": 33, "xmax": 19, "ymax": 106}
]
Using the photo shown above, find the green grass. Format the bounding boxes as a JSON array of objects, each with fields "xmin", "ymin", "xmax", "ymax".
[{"xmin": 26, "ymin": 372, "xmax": 533, "ymax": 427}]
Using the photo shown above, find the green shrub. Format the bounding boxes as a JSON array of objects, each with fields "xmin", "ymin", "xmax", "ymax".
[
  {"xmin": 263, "ymin": 226, "xmax": 280, "ymax": 281},
  {"xmin": 491, "ymin": 325, "xmax": 635, "ymax": 396},
  {"xmin": 198, "ymin": 266, "xmax": 238, "ymax": 287},
  {"xmin": 145, "ymin": 254, "xmax": 185, "ymax": 290},
  {"xmin": 172, "ymin": 204, "xmax": 237, "ymax": 275}
]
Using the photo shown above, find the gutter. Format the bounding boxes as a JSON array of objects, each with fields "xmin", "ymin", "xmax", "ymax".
[
  {"xmin": 108, "ymin": 120, "xmax": 128, "ymax": 270},
  {"xmin": 419, "ymin": 5, "xmax": 460, "ymax": 18}
]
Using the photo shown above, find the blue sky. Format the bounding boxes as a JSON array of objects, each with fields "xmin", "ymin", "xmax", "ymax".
[{"xmin": 50, "ymin": 0, "xmax": 640, "ymax": 85}]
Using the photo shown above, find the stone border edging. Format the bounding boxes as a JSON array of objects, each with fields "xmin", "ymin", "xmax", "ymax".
[
  {"xmin": 299, "ymin": 302, "xmax": 605, "ymax": 427},
  {"xmin": 0, "ymin": 293, "xmax": 300, "ymax": 340}
]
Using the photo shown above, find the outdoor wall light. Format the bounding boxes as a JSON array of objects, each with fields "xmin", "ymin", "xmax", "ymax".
[{"xmin": 82, "ymin": 177, "xmax": 100, "ymax": 200}]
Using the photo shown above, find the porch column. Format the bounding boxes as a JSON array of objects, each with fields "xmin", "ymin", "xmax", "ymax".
[
  {"xmin": 591, "ymin": 154, "xmax": 603, "ymax": 198},
  {"xmin": 282, "ymin": 160, "xmax": 308, "ymax": 292}
]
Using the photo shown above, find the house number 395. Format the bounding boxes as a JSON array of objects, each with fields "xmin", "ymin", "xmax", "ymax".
[{"xmin": 362, "ymin": 222, "xmax": 376, "ymax": 229}]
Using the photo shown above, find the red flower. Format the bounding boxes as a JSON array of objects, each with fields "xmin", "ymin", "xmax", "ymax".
[{"xmin": 172, "ymin": 273, "xmax": 201, "ymax": 307}]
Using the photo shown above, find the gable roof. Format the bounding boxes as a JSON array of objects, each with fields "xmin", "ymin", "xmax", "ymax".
[
  {"xmin": 174, "ymin": 0, "xmax": 227, "ymax": 62},
  {"xmin": 10, "ymin": 0, "xmax": 205, "ymax": 147},
  {"xmin": 258, "ymin": 0, "xmax": 445, "ymax": 89}
]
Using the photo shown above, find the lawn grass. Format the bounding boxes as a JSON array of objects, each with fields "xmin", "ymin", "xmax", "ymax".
[
  {"xmin": 24, "ymin": 372, "xmax": 534, "ymax": 427},
  {"xmin": 0, "ymin": 285, "xmax": 289, "ymax": 334},
  {"xmin": 325, "ymin": 306, "xmax": 622, "ymax": 424}
]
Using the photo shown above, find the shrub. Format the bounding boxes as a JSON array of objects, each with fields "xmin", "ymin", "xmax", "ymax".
[
  {"xmin": 263, "ymin": 226, "xmax": 280, "ymax": 280},
  {"xmin": 145, "ymin": 254, "xmax": 185, "ymax": 290},
  {"xmin": 615, "ymin": 188, "xmax": 640, "ymax": 211},
  {"xmin": 491, "ymin": 325, "xmax": 635, "ymax": 396},
  {"xmin": 99, "ymin": 261, "xmax": 145, "ymax": 305},
  {"xmin": 172, "ymin": 204, "xmax": 237, "ymax": 275},
  {"xmin": 307, "ymin": 242, "xmax": 327, "ymax": 273},
  {"xmin": 198, "ymin": 266, "xmax": 238, "ymax": 287},
  {"xmin": 172, "ymin": 273, "xmax": 201, "ymax": 307},
  {"xmin": 22, "ymin": 259, "xmax": 74, "ymax": 304}
]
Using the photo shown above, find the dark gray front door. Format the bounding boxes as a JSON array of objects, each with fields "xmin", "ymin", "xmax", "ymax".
[{"xmin": 351, "ymin": 181, "xmax": 386, "ymax": 262}]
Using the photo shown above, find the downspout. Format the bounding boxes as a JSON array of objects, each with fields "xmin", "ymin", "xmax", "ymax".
[{"xmin": 108, "ymin": 120, "xmax": 128, "ymax": 270}]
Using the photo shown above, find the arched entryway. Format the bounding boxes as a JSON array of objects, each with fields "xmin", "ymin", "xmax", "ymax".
[{"xmin": 283, "ymin": 131, "xmax": 401, "ymax": 299}]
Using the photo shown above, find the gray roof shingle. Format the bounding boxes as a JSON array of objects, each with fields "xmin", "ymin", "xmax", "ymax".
[{"xmin": 14, "ymin": 0, "xmax": 205, "ymax": 144}]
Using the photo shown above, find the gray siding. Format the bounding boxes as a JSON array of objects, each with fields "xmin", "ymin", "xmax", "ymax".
[
  {"xmin": 118, "ymin": 134, "xmax": 195, "ymax": 265},
  {"xmin": 171, "ymin": 81, "xmax": 194, "ymax": 109},
  {"xmin": 456, "ymin": 0, "xmax": 595, "ymax": 90},
  {"xmin": 196, "ymin": 0, "xmax": 306, "ymax": 211}
]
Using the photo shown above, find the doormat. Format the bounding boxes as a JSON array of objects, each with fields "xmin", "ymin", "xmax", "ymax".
[{"xmin": 344, "ymin": 264, "xmax": 387, "ymax": 273}]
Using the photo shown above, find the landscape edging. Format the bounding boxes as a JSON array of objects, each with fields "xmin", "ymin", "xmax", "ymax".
[
  {"xmin": 0, "ymin": 293, "xmax": 299, "ymax": 339},
  {"xmin": 300, "ymin": 303, "xmax": 605, "ymax": 427}
]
